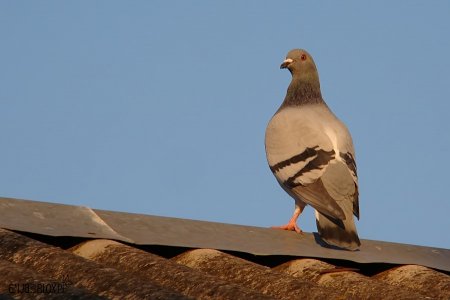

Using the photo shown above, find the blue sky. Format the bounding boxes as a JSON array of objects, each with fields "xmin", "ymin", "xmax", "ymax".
[{"xmin": 1, "ymin": 2, "xmax": 449, "ymax": 249}]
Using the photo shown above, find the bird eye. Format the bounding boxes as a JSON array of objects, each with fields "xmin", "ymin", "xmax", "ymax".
[{"xmin": 301, "ymin": 54, "xmax": 307, "ymax": 61}]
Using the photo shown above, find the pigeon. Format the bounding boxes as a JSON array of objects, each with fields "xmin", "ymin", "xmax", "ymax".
[{"xmin": 265, "ymin": 49, "xmax": 361, "ymax": 250}]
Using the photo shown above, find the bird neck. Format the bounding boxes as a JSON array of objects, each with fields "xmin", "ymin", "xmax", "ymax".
[{"xmin": 281, "ymin": 77, "xmax": 324, "ymax": 108}]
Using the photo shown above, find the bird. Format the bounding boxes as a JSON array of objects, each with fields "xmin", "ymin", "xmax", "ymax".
[{"xmin": 265, "ymin": 49, "xmax": 361, "ymax": 250}]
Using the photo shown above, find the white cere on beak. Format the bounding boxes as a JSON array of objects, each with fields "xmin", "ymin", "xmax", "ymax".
[{"xmin": 283, "ymin": 58, "xmax": 294, "ymax": 64}]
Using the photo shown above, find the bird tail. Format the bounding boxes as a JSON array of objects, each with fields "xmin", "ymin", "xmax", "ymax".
[{"xmin": 315, "ymin": 199, "xmax": 361, "ymax": 250}]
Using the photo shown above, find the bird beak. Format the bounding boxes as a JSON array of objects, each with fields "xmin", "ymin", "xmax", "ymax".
[{"xmin": 280, "ymin": 58, "xmax": 293, "ymax": 69}]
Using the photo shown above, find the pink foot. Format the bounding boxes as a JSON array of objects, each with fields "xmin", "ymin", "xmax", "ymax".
[
  {"xmin": 272, "ymin": 205, "xmax": 304, "ymax": 234},
  {"xmin": 271, "ymin": 222, "xmax": 302, "ymax": 234}
]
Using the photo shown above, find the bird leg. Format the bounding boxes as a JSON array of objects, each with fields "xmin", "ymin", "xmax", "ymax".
[{"xmin": 271, "ymin": 204, "xmax": 303, "ymax": 234}]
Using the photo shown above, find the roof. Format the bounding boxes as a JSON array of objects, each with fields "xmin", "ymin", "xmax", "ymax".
[{"xmin": 0, "ymin": 196, "xmax": 449, "ymax": 299}]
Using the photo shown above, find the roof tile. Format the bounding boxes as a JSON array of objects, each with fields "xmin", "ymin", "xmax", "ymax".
[
  {"xmin": 0, "ymin": 229, "xmax": 187, "ymax": 299},
  {"xmin": 374, "ymin": 264, "xmax": 450, "ymax": 299},
  {"xmin": 173, "ymin": 248, "xmax": 345, "ymax": 300},
  {"xmin": 72, "ymin": 239, "xmax": 273, "ymax": 300},
  {"xmin": 274, "ymin": 258, "xmax": 423, "ymax": 299},
  {"xmin": 1, "ymin": 197, "xmax": 449, "ymax": 299}
]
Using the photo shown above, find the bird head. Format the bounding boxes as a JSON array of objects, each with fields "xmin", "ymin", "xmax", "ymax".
[{"xmin": 280, "ymin": 49, "xmax": 320, "ymax": 84}]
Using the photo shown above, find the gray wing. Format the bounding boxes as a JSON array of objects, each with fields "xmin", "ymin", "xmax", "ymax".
[
  {"xmin": 292, "ymin": 160, "xmax": 358, "ymax": 221},
  {"xmin": 313, "ymin": 161, "xmax": 361, "ymax": 249}
]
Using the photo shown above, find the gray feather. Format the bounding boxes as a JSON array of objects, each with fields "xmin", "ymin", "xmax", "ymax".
[{"xmin": 315, "ymin": 162, "xmax": 360, "ymax": 250}]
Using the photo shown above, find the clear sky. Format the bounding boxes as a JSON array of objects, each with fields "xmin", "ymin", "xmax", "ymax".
[{"xmin": 1, "ymin": 2, "xmax": 449, "ymax": 249}]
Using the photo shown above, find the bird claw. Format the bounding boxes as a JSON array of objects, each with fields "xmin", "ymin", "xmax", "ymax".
[{"xmin": 271, "ymin": 223, "xmax": 303, "ymax": 234}]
